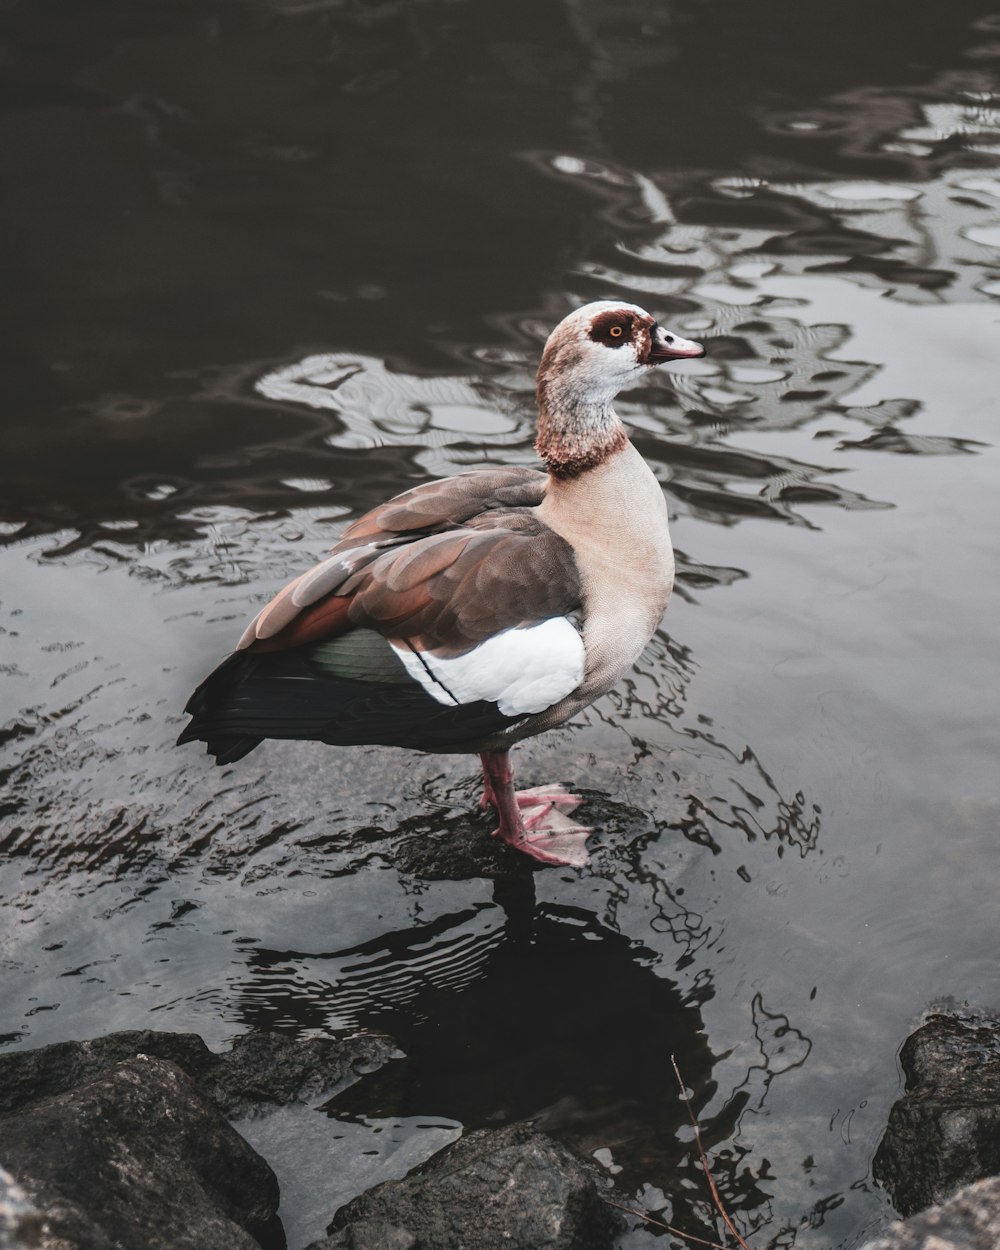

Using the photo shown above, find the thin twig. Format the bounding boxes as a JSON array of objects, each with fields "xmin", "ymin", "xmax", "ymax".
[
  {"xmin": 671, "ymin": 1054, "xmax": 752, "ymax": 1250},
  {"xmin": 602, "ymin": 1197, "xmax": 729, "ymax": 1249}
]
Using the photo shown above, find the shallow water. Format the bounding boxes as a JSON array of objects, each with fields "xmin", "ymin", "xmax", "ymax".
[{"xmin": 3, "ymin": 2, "xmax": 1000, "ymax": 1246}]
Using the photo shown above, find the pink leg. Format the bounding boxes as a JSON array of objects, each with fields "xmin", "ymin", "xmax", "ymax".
[{"xmin": 478, "ymin": 750, "xmax": 591, "ymax": 867}]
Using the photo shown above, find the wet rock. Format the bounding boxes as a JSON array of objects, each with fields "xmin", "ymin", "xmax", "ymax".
[
  {"xmin": 0, "ymin": 1028, "xmax": 397, "ymax": 1249},
  {"xmin": 305, "ymin": 1222, "xmax": 417, "ymax": 1250},
  {"xmin": 860, "ymin": 1176, "xmax": 1000, "ymax": 1249},
  {"xmin": 392, "ymin": 812, "xmax": 536, "ymax": 880},
  {"xmin": 322, "ymin": 1122, "xmax": 622, "ymax": 1250},
  {"xmin": 214, "ymin": 1031, "xmax": 394, "ymax": 1118},
  {"xmin": 873, "ymin": 1008, "xmax": 1000, "ymax": 1216},
  {"xmin": 391, "ymin": 794, "xmax": 646, "ymax": 881},
  {"xmin": 0, "ymin": 1165, "xmax": 45, "ymax": 1250},
  {"xmin": 0, "ymin": 1055, "xmax": 279, "ymax": 1250},
  {"xmin": 0, "ymin": 1028, "xmax": 394, "ymax": 1120}
]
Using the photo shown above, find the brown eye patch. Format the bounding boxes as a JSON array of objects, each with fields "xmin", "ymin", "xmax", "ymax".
[{"xmin": 588, "ymin": 309, "xmax": 633, "ymax": 348}]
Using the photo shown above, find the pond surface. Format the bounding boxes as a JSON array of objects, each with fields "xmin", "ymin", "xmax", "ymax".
[{"xmin": 3, "ymin": 1, "xmax": 1000, "ymax": 1246}]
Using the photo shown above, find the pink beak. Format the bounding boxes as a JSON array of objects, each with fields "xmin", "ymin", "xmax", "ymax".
[{"xmin": 647, "ymin": 323, "xmax": 705, "ymax": 363}]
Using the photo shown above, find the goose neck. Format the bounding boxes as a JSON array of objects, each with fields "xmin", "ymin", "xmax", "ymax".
[{"xmin": 534, "ymin": 385, "xmax": 628, "ymax": 480}]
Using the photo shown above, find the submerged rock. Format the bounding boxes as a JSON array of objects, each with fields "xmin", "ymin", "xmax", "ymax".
[
  {"xmin": 307, "ymin": 1222, "xmax": 417, "ymax": 1250},
  {"xmin": 0, "ymin": 1028, "xmax": 394, "ymax": 1121},
  {"xmin": 318, "ymin": 1121, "xmax": 622, "ymax": 1250},
  {"xmin": 390, "ymin": 794, "xmax": 648, "ymax": 881},
  {"xmin": 0, "ymin": 1055, "xmax": 279, "ymax": 1250},
  {"xmin": 390, "ymin": 811, "xmax": 536, "ymax": 880},
  {"xmin": 873, "ymin": 1008, "xmax": 1000, "ymax": 1217},
  {"xmin": 860, "ymin": 1176, "xmax": 1000, "ymax": 1250}
]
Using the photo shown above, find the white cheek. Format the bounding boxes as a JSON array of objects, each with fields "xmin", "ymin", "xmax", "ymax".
[
  {"xmin": 392, "ymin": 617, "xmax": 585, "ymax": 715},
  {"xmin": 576, "ymin": 339, "xmax": 643, "ymax": 394}
]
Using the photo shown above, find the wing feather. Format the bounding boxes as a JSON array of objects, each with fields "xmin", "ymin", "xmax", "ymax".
[
  {"xmin": 291, "ymin": 546, "xmax": 371, "ymax": 607},
  {"xmin": 339, "ymin": 467, "xmax": 546, "ymax": 542},
  {"xmin": 250, "ymin": 595, "xmax": 354, "ymax": 653},
  {"xmin": 251, "ymin": 571, "xmax": 309, "ymax": 641},
  {"xmin": 240, "ymin": 466, "xmax": 579, "ymax": 657},
  {"xmin": 381, "ymin": 531, "xmax": 475, "ymax": 592}
]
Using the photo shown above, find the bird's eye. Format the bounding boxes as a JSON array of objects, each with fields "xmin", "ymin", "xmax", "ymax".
[{"xmin": 609, "ymin": 325, "xmax": 624, "ymax": 338}]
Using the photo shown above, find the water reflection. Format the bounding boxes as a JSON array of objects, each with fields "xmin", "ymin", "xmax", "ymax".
[
  {"xmin": 5, "ymin": 26, "xmax": 998, "ymax": 552},
  {"xmin": 234, "ymin": 871, "xmax": 763, "ymax": 1236},
  {"xmin": 226, "ymin": 862, "xmax": 829, "ymax": 1244},
  {"xmin": 837, "ymin": 427, "xmax": 986, "ymax": 456},
  {"xmin": 0, "ymin": 306, "xmax": 903, "ymax": 556}
]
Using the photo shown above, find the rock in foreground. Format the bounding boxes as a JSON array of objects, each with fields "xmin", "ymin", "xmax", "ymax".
[
  {"xmin": 861, "ymin": 1176, "xmax": 1000, "ymax": 1250},
  {"xmin": 873, "ymin": 1008, "xmax": 1000, "ymax": 1217},
  {"xmin": 316, "ymin": 1122, "xmax": 621, "ymax": 1250},
  {"xmin": 0, "ymin": 1028, "xmax": 398, "ymax": 1250},
  {"xmin": 0, "ymin": 1055, "xmax": 279, "ymax": 1250}
]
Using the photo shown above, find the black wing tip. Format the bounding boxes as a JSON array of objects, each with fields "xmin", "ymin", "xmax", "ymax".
[
  {"xmin": 175, "ymin": 644, "xmax": 523, "ymax": 759},
  {"xmin": 177, "ymin": 652, "xmax": 263, "ymax": 765},
  {"xmin": 176, "ymin": 723, "xmax": 262, "ymax": 765},
  {"xmin": 207, "ymin": 736, "xmax": 262, "ymax": 765}
]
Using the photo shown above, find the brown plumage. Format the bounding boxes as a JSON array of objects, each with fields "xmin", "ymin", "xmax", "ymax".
[{"xmin": 241, "ymin": 469, "xmax": 580, "ymax": 658}]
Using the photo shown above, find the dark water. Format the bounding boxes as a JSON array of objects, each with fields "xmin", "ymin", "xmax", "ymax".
[{"xmin": 3, "ymin": 1, "xmax": 1000, "ymax": 1246}]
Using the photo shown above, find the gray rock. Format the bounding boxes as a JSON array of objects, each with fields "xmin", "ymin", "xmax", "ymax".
[
  {"xmin": 0, "ymin": 1028, "xmax": 393, "ymax": 1120},
  {"xmin": 390, "ymin": 795, "xmax": 645, "ymax": 881},
  {"xmin": 873, "ymin": 1008, "xmax": 1000, "ymax": 1216},
  {"xmin": 305, "ymin": 1221, "xmax": 417, "ymax": 1250},
  {"xmin": 860, "ymin": 1176, "xmax": 1000, "ymax": 1249},
  {"xmin": 215, "ymin": 1030, "xmax": 394, "ymax": 1118},
  {"xmin": 391, "ymin": 812, "xmax": 537, "ymax": 880},
  {"xmin": 0, "ymin": 1055, "xmax": 279, "ymax": 1250},
  {"xmin": 325, "ymin": 1121, "xmax": 622, "ymax": 1250},
  {"xmin": 0, "ymin": 1166, "xmax": 44, "ymax": 1250}
]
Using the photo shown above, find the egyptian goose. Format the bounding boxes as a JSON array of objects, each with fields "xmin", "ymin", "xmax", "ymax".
[{"xmin": 178, "ymin": 302, "xmax": 705, "ymax": 867}]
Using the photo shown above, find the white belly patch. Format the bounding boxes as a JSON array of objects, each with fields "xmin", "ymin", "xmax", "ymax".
[{"xmin": 391, "ymin": 617, "xmax": 585, "ymax": 716}]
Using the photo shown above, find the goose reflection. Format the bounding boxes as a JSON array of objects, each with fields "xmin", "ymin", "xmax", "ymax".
[{"xmin": 232, "ymin": 871, "xmax": 744, "ymax": 1199}]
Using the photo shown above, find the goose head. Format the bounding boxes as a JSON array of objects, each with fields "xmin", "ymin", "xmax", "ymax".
[
  {"xmin": 537, "ymin": 301, "xmax": 704, "ymax": 406},
  {"xmin": 535, "ymin": 300, "xmax": 705, "ymax": 476}
]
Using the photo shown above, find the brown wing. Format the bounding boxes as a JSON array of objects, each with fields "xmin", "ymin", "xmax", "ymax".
[
  {"xmin": 338, "ymin": 466, "xmax": 547, "ymax": 541},
  {"xmin": 241, "ymin": 468, "xmax": 580, "ymax": 656}
]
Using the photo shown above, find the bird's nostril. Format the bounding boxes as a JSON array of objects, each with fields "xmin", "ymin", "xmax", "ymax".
[{"xmin": 664, "ymin": 334, "xmax": 675, "ymax": 344}]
